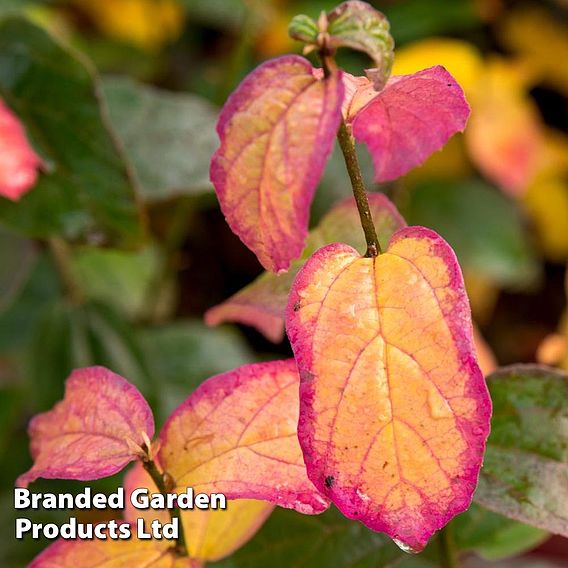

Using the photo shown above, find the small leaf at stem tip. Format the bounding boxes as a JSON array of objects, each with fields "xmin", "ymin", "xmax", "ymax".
[
  {"xmin": 205, "ymin": 193, "xmax": 406, "ymax": 342},
  {"xmin": 210, "ymin": 55, "xmax": 343, "ymax": 272},
  {"xmin": 327, "ymin": 1, "xmax": 395, "ymax": 90},
  {"xmin": 0, "ymin": 98, "xmax": 41, "ymax": 201},
  {"xmin": 29, "ymin": 523, "xmax": 195, "ymax": 567},
  {"xmin": 158, "ymin": 359, "xmax": 329, "ymax": 514},
  {"xmin": 348, "ymin": 66, "xmax": 471, "ymax": 182},
  {"xmin": 17, "ymin": 366, "xmax": 154, "ymax": 487},
  {"xmin": 288, "ymin": 14, "xmax": 319, "ymax": 44},
  {"xmin": 286, "ymin": 227, "xmax": 491, "ymax": 551},
  {"xmin": 124, "ymin": 462, "xmax": 274, "ymax": 562},
  {"xmin": 475, "ymin": 364, "xmax": 568, "ymax": 538}
]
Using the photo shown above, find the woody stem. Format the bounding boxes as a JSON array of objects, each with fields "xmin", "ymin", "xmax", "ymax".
[{"xmin": 142, "ymin": 458, "xmax": 188, "ymax": 557}]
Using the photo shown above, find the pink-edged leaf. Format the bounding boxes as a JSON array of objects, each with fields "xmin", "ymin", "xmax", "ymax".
[
  {"xmin": 17, "ymin": 366, "xmax": 154, "ymax": 487},
  {"xmin": 286, "ymin": 227, "xmax": 491, "ymax": 551},
  {"xmin": 159, "ymin": 359, "xmax": 329, "ymax": 514},
  {"xmin": 29, "ymin": 524, "xmax": 196, "ymax": 567},
  {"xmin": 205, "ymin": 193, "xmax": 406, "ymax": 342},
  {"xmin": 350, "ymin": 66, "xmax": 470, "ymax": 182},
  {"xmin": 0, "ymin": 98, "xmax": 41, "ymax": 201},
  {"xmin": 210, "ymin": 55, "xmax": 344, "ymax": 272},
  {"xmin": 124, "ymin": 462, "xmax": 273, "ymax": 562}
]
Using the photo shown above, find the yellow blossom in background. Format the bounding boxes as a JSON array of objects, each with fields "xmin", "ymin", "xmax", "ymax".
[
  {"xmin": 523, "ymin": 130, "xmax": 568, "ymax": 261},
  {"xmin": 499, "ymin": 7, "xmax": 568, "ymax": 95},
  {"xmin": 75, "ymin": 0, "xmax": 185, "ymax": 51}
]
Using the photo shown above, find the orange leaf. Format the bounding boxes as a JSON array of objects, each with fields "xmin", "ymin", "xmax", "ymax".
[
  {"xmin": 124, "ymin": 463, "xmax": 273, "ymax": 562},
  {"xmin": 210, "ymin": 55, "xmax": 343, "ymax": 272},
  {"xmin": 158, "ymin": 360, "xmax": 328, "ymax": 514},
  {"xmin": 286, "ymin": 227, "xmax": 491, "ymax": 550},
  {"xmin": 17, "ymin": 366, "xmax": 154, "ymax": 487},
  {"xmin": 29, "ymin": 524, "xmax": 196, "ymax": 567}
]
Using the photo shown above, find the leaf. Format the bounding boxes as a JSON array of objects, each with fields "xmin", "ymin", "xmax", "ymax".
[
  {"xmin": 17, "ymin": 366, "xmax": 154, "ymax": 487},
  {"xmin": 0, "ymin": 97, "xmax": 41, "ymax": 200},
  {"xmin": 453, "ymin": 503, "xmax": 549, "ymax": 561},
  {"xmin": 475, "ymin": 364, "xmax": 568, "ymax": 538},
  {"xmin": 158, "ymin": 359, "xmax": 329, "ymax": 514},
  {"xmin": 465, "ymin": 58, "xmax": 543, "ymax": 196},
  {"xmin": 214, "ymin": 507, "xmax": 405, "ymax": 568},
  {"xmin": 286, "ymin": 227, "xmax": 492, "ymax": 551},
  {"xmin": 205, "ymin": 193, "xmax": 406, "ymax": 342},
  {"xmin": 350, "ymin": 66, "xmax": 470, "ymax": 182},
  {"xmin": 71, "ymin": 244, "xmax": 165, "ymax": 320},
  {"xmin": 402, "ymin": 179, "xmax": 539, "ymax": 288},
  {"xmin": 138, "ymin": 320, "xmax": 256, "ymax": 419},
  {"xmin": 210, "ymin": 55, "xmax": 344, "ymax": 272},
  {"xmin": 327, "ymin": 1, "xmax": 394, "ymax": 90},
  {"xmin": 124, "ymin": 463, "xmax": 273, "ymax": 562},
  {"xmin": 29, "ymin": 524, "xmax": 193, "ymax": 568},
  {"xmin": 0, "ymin": 18, "xmax": 143, "ymax": 245},
  {"xmin": 0, "ymin": 226, "xmax": 37, "ymax": 314},
  {"xmin": 103, "ymin": 77, "xmax": 219, "ymax": 200}
]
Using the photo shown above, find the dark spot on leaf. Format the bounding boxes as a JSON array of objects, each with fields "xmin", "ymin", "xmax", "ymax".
[
  {"xmin": 382, "ymin": 461, "xmax": 388, "ymax": 469},
  {"xmin": 293, "ymin": 301, "xmax": 301, "ymax": 312},
  {"xmin": 324, "ymin": 475, "xmax": 335, "ymax": 488}
]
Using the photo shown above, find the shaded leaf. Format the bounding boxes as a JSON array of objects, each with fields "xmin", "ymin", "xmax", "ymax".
[
  {"xmin": 351, "ymin": 66, "xmax": 470, "ymax": 182},
  {"xmin": 286, "ymin": 227, "xmax": 491, "ymax": 550},
  {"xmin": 124, "ymin": 463, "xmax": 273, "ymax": 562},
  {"xmin": 103, "ymin": 77, "xmax": 218, "ymax": 200},
  {"xmin": 475, "ymin": 364, "xmax": 568, "ymax": 538},
  {"xmin": 402, "ymin": 179, "xmax": 539, "ymax": 288},
  {"xmin": 205, "ymin": 194, "xmax": 406, "ymax": 342},
  {"xmin": 159, "ymin": 359, "xmax": 329, "ymax": 514},
  {"xmin": 210, "ymin": 55, "xmax": 343, "ymax": 272},
  {"xmin": 213, "ymin": 506, "xmax": 404, "ymax": 568},
  {"xmin": 0, "ymin": 18, "xmax": 143, "ymax": 245},
  {"xmin": 17, "ymin": 366, "xmax": 154, "ymax": 487}
]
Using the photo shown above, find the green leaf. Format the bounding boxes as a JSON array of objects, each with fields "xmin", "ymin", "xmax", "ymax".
[
  {"xmin": 288, "ymin": 14, "xmax": 319, "ymax": 44},
  {"xmin": 28, "ymin": 301, "xmax": 155, "ymax": 410},
  {"xmin": 0, "ymin": 18, "xmax": 143, "ymax": 245},
  {"xmin": 103, "ymin": 76, "xmax": 219, "ymax": 201},
  {"xmin": 401, "ymin": 180, "xmax": 539, "ymax": 287},
  {"xmin": 0, "ymin": 226, "xmax": 37, "ymax": 315},
  {"xmin": 453, "ymin": 503, "xmax": 549, "ymax": 560},
  {"xmin": 212, "ymin": 507, "xmax": 404, "ymax": 568},
  {"xmin": 475, "ymin": 365, "xmax": 568, "ymax": 538},
  {"xmin": 327, "ymin": 1, "xmax": 394, "ymax": 89},
  {"xmin": 70, "ymin": 243, "xmax": 168, "ymax": 321},
  {"xmin": 138, "ymin": 320, "xmax": 255, "ymax": 419}
]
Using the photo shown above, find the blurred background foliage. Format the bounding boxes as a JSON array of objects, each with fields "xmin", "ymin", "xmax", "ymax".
[{"xmin": 0, "ymin": 0, "xmax": 567, "ymax": 566}]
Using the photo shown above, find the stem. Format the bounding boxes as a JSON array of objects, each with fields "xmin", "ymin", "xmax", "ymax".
[
  {"xmin": 438, "ymin": 525, "xmax": 459, "ymax": 568},
  {"xmin": 143, "ymin": 458, "xmax": 188, "ymax": 557},
  {"xmin": 319, "ymin": 51, "xmax": 381, "ymax": 256},
  {"xmin": 48, "ymin": 237, "xmax": 84, "ymax": 304},
  {"xmin": 336, "ymin": 121, "xmax": 382, "ymax": 256}
]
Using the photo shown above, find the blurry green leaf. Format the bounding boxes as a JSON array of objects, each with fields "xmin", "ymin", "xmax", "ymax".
[
  {"xmin": 71, "ymin": 243, "xmax": 167, "ymax": 320},
  {"xmin": 0, "ymin": 18, "xmax": 143, "ymax": 245},
  {"xmin": 213, "ymin": 507, "xmax": 403, "ymax": 568},
  {"xmin": 384, "ymin": 0, "xmax": 480, "ymax": 44},
  {"xmin": 0, "ymin": 252, "xmax": 60, "ymax": 353},
  {"xmin": 475, "ymin": 365, "xmax": 568, "ymax": 538},
  {"xmin": 103, "ymin": 76, "xmax": 218, "ymax": 201},
  {"xmin": 0, "ymin": 226, "xmax": 37, "ymax": 314},
  {"xmin": 453, "ymin": 503, "xmax": 549, "ymax": 560},
  {"xmin": 180, "ymin": 0, "xmax": 246, "ymax": 30},
  {"xmin": 138, "ymin": 320, "xmax": 255, "ymax": 419},
  {"xmin": 401, "ymin": 180, "xmax": 539, "ymax": 288},
  {"xmin": 288, "ymin": 14, "xmax": 319, "ymax": 44},
  {"xmin": 29, "ymin": 301, "xmax": 155, "ymax": 410}
]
